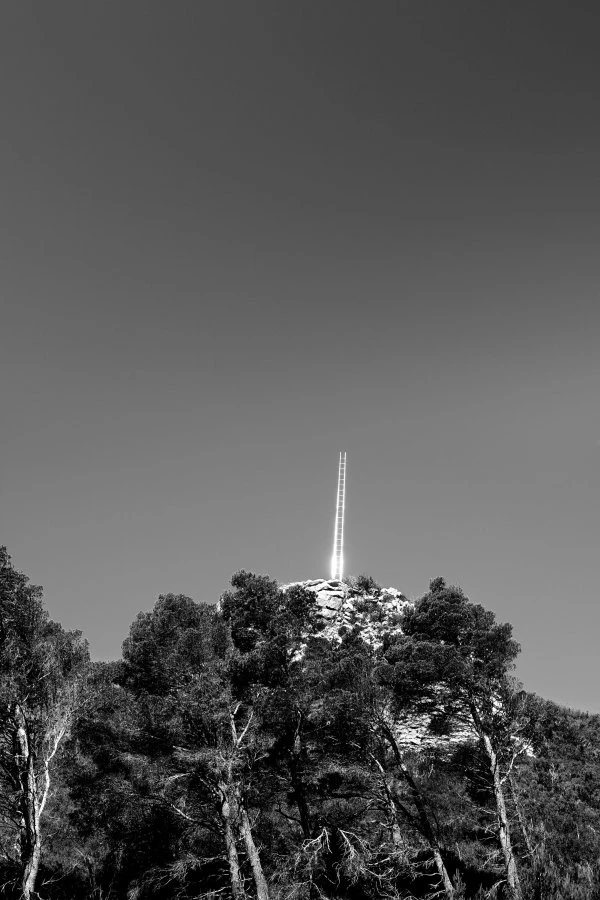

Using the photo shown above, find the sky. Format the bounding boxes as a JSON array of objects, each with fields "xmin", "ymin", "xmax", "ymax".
[{"xmin": 1, "ymin": 2, "xmax": 600, "ymax": 712}]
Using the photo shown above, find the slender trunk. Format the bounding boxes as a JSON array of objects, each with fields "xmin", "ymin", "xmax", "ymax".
[
  {"xmin": 218, "ymin": 782, "xmax": 246, "ymax": 900},
  {"xmin": 239, "ymin": 805, "xmax": 269, "ymax": 900},
  {"xmin": 22, "ymin": 830, "xmax": 41, "ymax": 900},
  {"xmin": 224, "ymin": 706, "xmax": 267, "ymax": 899},
  {"xmin": 14, "ymin": 706, "xmax": 42, "ymax": 900},
  {"xmin": 291, "ymin": 768, "xmax": 311, "ymax": 839},
  {"xmin": 394, "ymin": 769, "xmax": 454, "ymax": 899},
  {"xmin": 508, "ymin": 772, "xmax": 534, "ymax": 857},
  {"xmin": 289, "ymin": 722, "xmax": 318, "ymax": 900},
  {"xmin": 382, "ymin": 726, "xmax": 454, "ymax": 898},
  {"xmin": 432, "ymin": 847, "xmax": 455, "ymax": 898},
  {"xmin": 370, "ymin": 756, "xmax": 405, "ymax": 851},
  {"xmin": 387, "ymin": 791, "xmax": 405, "ymax": 851},
  {"xmin": 481, "ymin": 733, "xmax": 522, "ymax": 900},
  {"xmin": 289, "ymin": 736, "xmax": 311, "ymax": 839}
]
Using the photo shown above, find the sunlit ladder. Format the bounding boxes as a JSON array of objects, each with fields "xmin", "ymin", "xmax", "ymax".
[{"xmin": 330, "ymin": 451, "xmax": 347, "ymax": 580}]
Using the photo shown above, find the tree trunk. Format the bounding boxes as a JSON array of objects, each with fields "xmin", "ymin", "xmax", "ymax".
[
  {"xmin": 218, "ymin": 782, "xmax": 246, "ymax": 900},
  {"xmin": 387, "ymin": 788, "xmax": 405, "ymax": 851},
  {"xmin": 481, "ymin": 733, "xmax": 522, "ymax": 900},
  {"xmin": 509, "ymin": 772, "xmax": 534, "ymax": 857},
  {"xmin": 393, "ymin": 770, "xmax": 455, "ymax": 899},
  {"xmin": 289, "ymin": 723, "xmax": 318, "ymax": 900},
  {"xmin": 22, "ymin": 831, "xmax": 41, "ymax": 900},
  {"xmin": 381, "ymin": 727, "xmax": 454, "ymax": 898},
  {"xmin": 239, "ymin": 805, "xmax": 269, "ymax": 900},
  {"xmin": 290, "ymin": 766, "xmax": 311, "ymax": 838},
  {"xmin": 14, "ymin": 705, "xmax": 42, "ymax": 900},
  {"xmin": 289, "ymin": 730, "xmax": 312, "ymax": 839},
  {"xmin": 432, "ymin": 847, "xmax": 455, "ymax": 898},
  {"xmin": 370, "ymin": 756, "xmax": 405, "ymax": 851}
]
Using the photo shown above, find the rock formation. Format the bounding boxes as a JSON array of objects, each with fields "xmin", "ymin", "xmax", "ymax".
[
  {"xmin": 284, "ymin": 578, "xmax": 475, "ymax": 750},
  {"xmin": 284, "ymin": 577, "xmax": 411, "ymax": 647}
]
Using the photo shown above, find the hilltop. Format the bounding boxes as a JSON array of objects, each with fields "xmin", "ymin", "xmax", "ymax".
[
  {"xmin": 3, "ymin": 548, "xmax": 600, "ymax": 900},
  {"xmin": 283, "ymin": 576, "xmax": 411, "ymax": 646}
]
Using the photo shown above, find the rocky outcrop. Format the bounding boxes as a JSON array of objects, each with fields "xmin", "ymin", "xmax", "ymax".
[
  {"xmin": 284, "ymin": 578, "xmax": 475, "ymax": 750},
  {"xmin": 284, "ymin": 577, "xmax": 411, "ymax": 648}
]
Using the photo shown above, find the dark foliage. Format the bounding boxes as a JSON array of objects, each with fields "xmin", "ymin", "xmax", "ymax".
[{"xmin": 1, "ymin": 549, "xmax": 599, "ymax": 900}]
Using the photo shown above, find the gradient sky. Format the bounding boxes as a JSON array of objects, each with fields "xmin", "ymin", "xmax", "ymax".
[{"xmin": 2, "ymin": 2, "xmax": 600, "ymax": 712}]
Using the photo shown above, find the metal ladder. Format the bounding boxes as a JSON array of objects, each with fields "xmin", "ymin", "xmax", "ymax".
[{"xmin": 331, "ymin": 451, "xmax": 346, "ymax": 580}]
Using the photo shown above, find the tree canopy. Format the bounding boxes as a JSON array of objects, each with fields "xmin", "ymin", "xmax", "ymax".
[{"xmin": 0, "ymin": 550, "xmax": 598, "ymax": 900}]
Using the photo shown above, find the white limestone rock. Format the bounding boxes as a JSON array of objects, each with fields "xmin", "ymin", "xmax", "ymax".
[{"xmin": 284, "ymin": 578, "xmax": 411, "ymax": 648}]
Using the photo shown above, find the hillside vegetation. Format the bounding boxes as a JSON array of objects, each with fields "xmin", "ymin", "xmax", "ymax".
[{"xmin": 1, "ymin": 548, "xmax": 599, "ymax": 900}]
